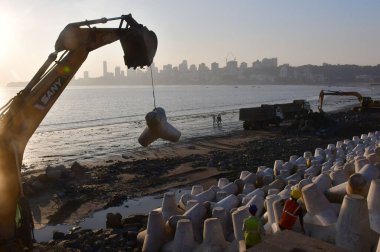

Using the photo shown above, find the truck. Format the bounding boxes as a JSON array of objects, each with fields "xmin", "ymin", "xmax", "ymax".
[
  {"xmin": 275, "ymin": 100, "xmax": 311, "ymax": 119},
  {"xmin": 239, "ymin": 105, "xmax": 284, "ymax": 130},
  {"xmin": 0, "ymin": 14, "xmax": 157, "ymax": 248}
]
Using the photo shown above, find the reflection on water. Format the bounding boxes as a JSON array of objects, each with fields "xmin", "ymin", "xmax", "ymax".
[
  {"xmin": 2, "ymin": 85, "xmax": 379, "ymax": 169},
  {"xmin": 34, "ymin": 188, "xmax": 190, "ymax": 242}
]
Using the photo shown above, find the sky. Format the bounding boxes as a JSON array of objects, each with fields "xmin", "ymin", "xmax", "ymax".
[{"xmin": 0, "ymin": 0, "xmax": 379, "ymax": 85}]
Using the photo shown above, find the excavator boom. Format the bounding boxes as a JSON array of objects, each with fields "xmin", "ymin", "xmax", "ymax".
[
  {"xmin": 318, "ymin": 90, "xmax": 363, "ymax": 112},
  {"xmin": 318, "ymin": 89, "xmax": 380, "ymax": 112},
  {"xmin": 0, "ymin": 14, "xmax": 157, "ymax": 242}
]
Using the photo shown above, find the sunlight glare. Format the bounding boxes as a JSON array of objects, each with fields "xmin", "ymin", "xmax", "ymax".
[{"xmin": 0, "ymin": 14, "xmax": 13, "ymax": 62}]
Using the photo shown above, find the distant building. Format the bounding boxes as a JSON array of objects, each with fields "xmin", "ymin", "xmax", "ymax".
[
  {"xmin": 103, "ymin": 61, "xmax": 107, "ymax": 76},
  {"xmin": 252, "ymin": 58, "xmax": 278, "ymax": 70},
  {"xmin": 84, "ymin": 71, "xmax": 89, "ymax": 79},
  {"xmin": 115, "ymin": 66, "xmax": 121, "ymax": 77},
  {"xmin": 262, "ymin": 58, "xmax": 278, "ymax": 68},
  {"xmin": 179, "ymin": 60, "xmax": 188, "ymax": 72},
  {"xmin": 279, "ymin": 64, "xmax": 290, "ymax": 78},
  {"xmin": 240, "ymin": 62, "xmax": 248, "ymax": 70},
  {"xmin": 211, "ymin": 62, "xmax": 219, "ymax": 72},
  {"xmin": 198, "ymin": 63, "xmax": 209, "ymax": 72},
  {"xmin": 189, "ymin": 64, "xmax": 197, "ymax": 72},
  {"xmin": 162, "ymin": 64, "xmax": 173, "ymax": 72},
  {"xmin": 226, "ymin": 60, "xmax": 238, "ymax": 73}
]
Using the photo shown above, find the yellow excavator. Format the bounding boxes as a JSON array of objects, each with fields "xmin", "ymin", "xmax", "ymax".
[
  {"xmin": 0, "ymin": 14, "xmax": 157, "ymax": 249},
  {"xmin": 318, "ymin": 90, "xmax": 380, "ymax": 112}
]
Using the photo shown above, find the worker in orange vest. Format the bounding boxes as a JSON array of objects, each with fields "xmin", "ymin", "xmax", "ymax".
[
  {"xmin": 278, "ymin": 188, "xmax": 305, "ymax": 234},
  {"xmin": 243, "ymin": 204, "xmax": 264, "ymax": 248}
]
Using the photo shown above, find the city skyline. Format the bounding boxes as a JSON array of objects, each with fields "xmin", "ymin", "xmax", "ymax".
[
  {"xmin": 6, "ymin": 56, "xmax": 380, "ymax": 87},
  {"xmin": 59, "ymin": 57, "xmax": 379, "ymax": 86},
  {"xmin": 1, "ymin": 1, "xmax": 380, "ymax": 85}
]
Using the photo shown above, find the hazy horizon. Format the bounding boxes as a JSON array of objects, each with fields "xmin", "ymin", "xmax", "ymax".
[{"xmin": 1, "ymin": 0, "xmax": 379, "ymax": 85}]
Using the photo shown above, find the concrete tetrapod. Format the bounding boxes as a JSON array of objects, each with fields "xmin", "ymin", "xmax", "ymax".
[
  {"xmin": 241, "ymin": 172, "xmax": 257, "ymax": 185},
  {"xmin": 142, "ymin": 210, "xmax": 167, "ymax": 252},
  {"xmin": 335, "ymin": 194, "xmax": 372, "ymax": 252},
  {"xmin": 216, "ymin": 191, "xmax": 228, "ymax": 202},
  {"xmin": 182, "ymin": 203, "xmax": 207, "ymax": 243},
  {"xmin": 186, "ymin": 200, "xmax": 199, "ymax": 211},
  {"xmin": 272, "ymin": 198, "xmax": 284, "ymax": 227},
  {"xmin": 240, "ymin": 170, "xmax": 250, "ymax": 179},
  {"xmin": 231, "ymin": 206, "xmax": 250, "ymax": 251},
  {"xmin": 212, "ymin": 207, "xmax": 229, "ymax": 240},
  {"xmin": 161, "ymin": 192, "xmax": 184, "ymax": 222},
  {"xmin": 220, "ymin": 182, "xmax": 239, "ymax": 196},
  {"xmin": 325, "ymin": 182, "xmax": 347, "ymax": 203},
  {"xmin": 179, "ymin": 186, "xmax": 217, "ymax": 209},
  {"xmin": 264, "ymin": 194, "xmax": 281, "ymax": 234},
  {"xmin": 168, "ymin": 203, "xmax": 208, "ymax": 243},
  {"xmin": 191, "ymin": 185, "xmax": 203, "ymax": 195},
  {"xmin": 355, "ymin": 157, "xmax": 369, "ymax": 173},
  {"xmin": 138, "ymin": 107, "xmax": 181, "ymax": 147},
  {"xmin": 218, "ymin": 178, "xmax": 229, "ymax": 188},
  {"xmin": 330, "ymin": 169, "xmax": 349, "ymax": 186},
  {"xmin": 312, "ymin": 172, "xmax": 332, "ymax": 192},
  {"xmin": 194, "ymin": 218, "xmax": 231, "ymax": 252},
  {"xmin": 302, "ymin": 183, "xmax": 338, "ymax": 226},
  {"xmin": 162, "ymin": 219, "xmax": 197, "ymax": 252},
  {"xmin": 367, "ymin": 179, "xmax": 380, "ymax": 233},
  {"xmin": 347, "ymin": 162, "xmax": 380, "ymax": 197},
  {"xmin": 245, "ymin": 194, "xmax": 265, "ymax": 217},
  {"xmin": 242, "ymin": 183, "xmax": 255, "ymax": 195},
  {"xmin": 214, "ymin": 194, "xmax": 240, "ymax": 214},
  {"xmin": 273, "ymin": 160, "xmax": 284, "ymax": 176}
]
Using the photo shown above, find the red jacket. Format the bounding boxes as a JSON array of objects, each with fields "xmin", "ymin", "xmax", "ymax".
[{"xmin": 278, "ymin": 199, "xmax": 301, "ymax": 230}]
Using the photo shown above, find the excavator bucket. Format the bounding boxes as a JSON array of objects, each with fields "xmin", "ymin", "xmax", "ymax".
[{"xmin": 120, "ymin": 26, "xmax": 158, "ymax": 69}]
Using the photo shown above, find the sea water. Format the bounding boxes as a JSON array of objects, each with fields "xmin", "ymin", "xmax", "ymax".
[
  {"xmin": 33, "ymin": 188, "xmax": 190, "ymax": 242},
  {"xmin": 1, "ymin": 84, "xmax": 379, "ymax": 170}
]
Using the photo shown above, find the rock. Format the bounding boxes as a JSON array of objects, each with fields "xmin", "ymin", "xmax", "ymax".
[
  {"xmin": 71, "ymin": 161, "xmax": 86, "ymax": 175},
  {"xmin": 53, "ymin": 231, "xmax": 65, "ymax": 240},
  {"xmin": 106, "ymin": 213, "xmax": 123, "ymax": 228},
  {"xmin": 46, "ymin": 165, "xmax": 66, "ymax": 180},
  {"xmin": 31, "ymin": 180, "xmax": 45, "ymax": 191}
]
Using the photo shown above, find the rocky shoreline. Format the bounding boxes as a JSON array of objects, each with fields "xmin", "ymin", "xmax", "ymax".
[{"xmin": 28, "ymin": 110, "xmax": 380, "ymax": 251}]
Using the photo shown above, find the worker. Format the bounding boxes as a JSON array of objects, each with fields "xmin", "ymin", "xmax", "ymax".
[
  {"xmin": 278, "ymin": 188, "xmax": 305, "ymax": 234},
  {"xmin": 216, "ymin": 114, "xmax": 222, "ymax": 126},
  {"xmin": 242, "ymin": 204, "xmax": 263, "ymax": 248}
]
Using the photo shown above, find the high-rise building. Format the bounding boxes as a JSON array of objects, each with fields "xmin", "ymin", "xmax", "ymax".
[
  {"xmin": 211, "ymin": 62, "xmax": 219, "ymax": 72},
  {"xmin": 179, "ymin": 60, "xmax": 188, "ymax": 72},
  {"xmin": 103, "ymin": 61, "xmax": 107, "ymax": 76},
  {"xmin": 240, "ymin": 62, "xmax": 248, "ymax": 70},
  {"xmin": 115, "ymin": 66, "xmax": 121, "ymax": 77},
  {"xmin": 226, "ymin": 60, "xmax": 238, "ymax": 73}
]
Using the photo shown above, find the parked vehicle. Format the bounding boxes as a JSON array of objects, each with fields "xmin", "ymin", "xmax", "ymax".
[
  {"xmin": 275, "ymin": 100, "xmax": 311, "ymax": 119},
  {"xmin": 239, "ymin": 105, "xmax": 284, "ymax": 130}
]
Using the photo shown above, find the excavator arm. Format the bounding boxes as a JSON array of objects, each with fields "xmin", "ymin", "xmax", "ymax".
[
  {"xmin": 0, "ymin": 14, "xmax": 157, "ymax": 240},
  {"xmin": 318, "ymin": 90, "xmax": 364, "ymax": 112}
]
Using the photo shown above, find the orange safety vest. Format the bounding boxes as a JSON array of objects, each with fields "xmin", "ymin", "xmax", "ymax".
[{"xmin": 278, "ymin": 199, "xmax": 300, "ymax": 230}]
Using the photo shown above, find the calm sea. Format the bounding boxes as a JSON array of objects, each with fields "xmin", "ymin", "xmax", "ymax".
[{"xmin": 1, "ymin": 84, "xmax": 379, "ymax": 171}]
